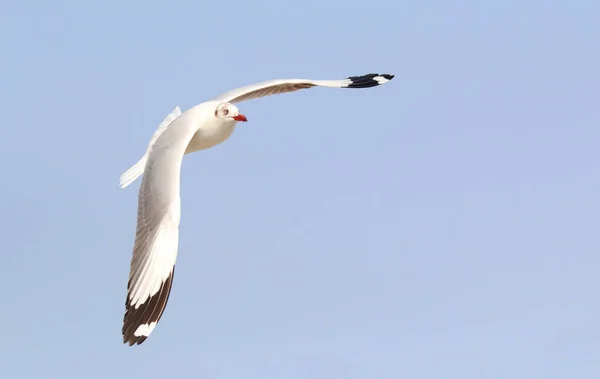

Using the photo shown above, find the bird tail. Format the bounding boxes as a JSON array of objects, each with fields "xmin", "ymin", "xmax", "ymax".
[{"xmin": 119, "ymin": 155, "xmax": 147, "ymax": 188}]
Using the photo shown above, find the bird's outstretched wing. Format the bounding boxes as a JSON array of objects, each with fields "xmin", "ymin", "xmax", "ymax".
[
  {"xmin": 212, "ymin": 73, "xmax": 394, "ymax": 104},
  {"xmin": 122, "ymin": 171, "xmax": 180, "ymax": 345},
  {"xmin": 119, "ymin": 106, "xmax": 182, "ymax": 188},
  {"xmin": 121, "ymin": 112, "xmax": 195, "ymax": 346}
]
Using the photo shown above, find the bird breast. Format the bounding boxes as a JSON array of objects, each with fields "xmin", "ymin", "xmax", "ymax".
[{"xmin": 184, "ymin": 120, "xmax": 236, "ymax": 154}]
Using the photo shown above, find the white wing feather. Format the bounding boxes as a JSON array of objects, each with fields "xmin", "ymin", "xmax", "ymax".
[{"xmin": 122, "ymin": 107, "xmax": 204, "ymax": 345}]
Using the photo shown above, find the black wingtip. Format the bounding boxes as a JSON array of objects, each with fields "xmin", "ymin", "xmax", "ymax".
[
  {"xmin": 345, "ymin": 73, "xmax": 395, "ymax": 88},
  {"xmin": 121, "ymin": 268, "xmax": 176, "ymax": 347},
  {"xmin": 124, "ymin": 335, "xmax": 147, "ymax": 346}
]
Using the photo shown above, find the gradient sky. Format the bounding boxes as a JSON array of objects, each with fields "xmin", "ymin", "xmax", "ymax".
[{"xmin": 1, "ymin": 0, "xmax": 599, "ymax": 378}]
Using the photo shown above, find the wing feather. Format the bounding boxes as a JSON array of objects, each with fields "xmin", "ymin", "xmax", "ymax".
[
  {"xmin": 121, "ymin": 108, "xmax": 201, "ymax": 346},
  {"xmin": 122, "ymin": 175, "xmax": 181, "ymax": 345},
  {"xmin": 213, "ymin": 73, "xmax": 394, "ymax": 104}
]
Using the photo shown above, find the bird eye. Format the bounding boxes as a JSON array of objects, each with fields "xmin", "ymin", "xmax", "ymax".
[{"xmin": 222, "ymin": 108, "xmax": 229, "ymax": 115}]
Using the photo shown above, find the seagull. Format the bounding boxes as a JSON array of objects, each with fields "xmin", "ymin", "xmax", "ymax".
[{"xmin": 120, "ymin": 73, "xmax": 394, "ymax": 346}]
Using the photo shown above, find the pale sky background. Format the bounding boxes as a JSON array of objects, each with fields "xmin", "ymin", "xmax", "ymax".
[{"xmin": 1, "ymin": 0, "xmax": 599, "ymax": 378}]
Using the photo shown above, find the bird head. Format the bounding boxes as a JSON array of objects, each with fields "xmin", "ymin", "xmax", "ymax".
[{"xmin": 214, "ymin": 102, "xmax": 247, "ymax": 123}]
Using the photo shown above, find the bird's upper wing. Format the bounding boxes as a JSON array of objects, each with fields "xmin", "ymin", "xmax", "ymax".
[
  {"xmin": 121, "ymin": 111, "xmax": 196, "ymax": 346},
  {"xmin": 212, "ymin": 73, "xmax": 394, "ymax": 104},
  {"xmin": 119, "ymin": 106, "xmax": 182, "ymax": 189}
]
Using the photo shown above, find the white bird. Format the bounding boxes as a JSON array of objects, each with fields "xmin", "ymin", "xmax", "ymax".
[{"xmin": 120, "ymin": 73, "xmax": 394, "ymax": 346}]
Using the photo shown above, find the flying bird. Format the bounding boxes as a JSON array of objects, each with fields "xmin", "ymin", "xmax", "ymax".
[{"xmin": 120, "ymin": 73, "xmax": 394, "ymax": 346}]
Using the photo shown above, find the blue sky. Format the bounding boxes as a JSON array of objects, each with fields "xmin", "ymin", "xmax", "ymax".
[{"xmin": 1, "ymin": 0, "xmax": 599, "ymax": 378}]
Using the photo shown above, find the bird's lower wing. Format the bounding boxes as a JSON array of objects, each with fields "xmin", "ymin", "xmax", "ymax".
[
  {"xmin": 212, "ymin": 73, "xmax": 394, "ymax": 104},
  {"xmin": 122, "ymin": 169, "xmax": 182, "ymax": 345}
]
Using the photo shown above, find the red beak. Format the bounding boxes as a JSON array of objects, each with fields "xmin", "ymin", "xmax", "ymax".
[{"xmin": 232, "ymin": 114, "xmax": 247, "ymax": 122}]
